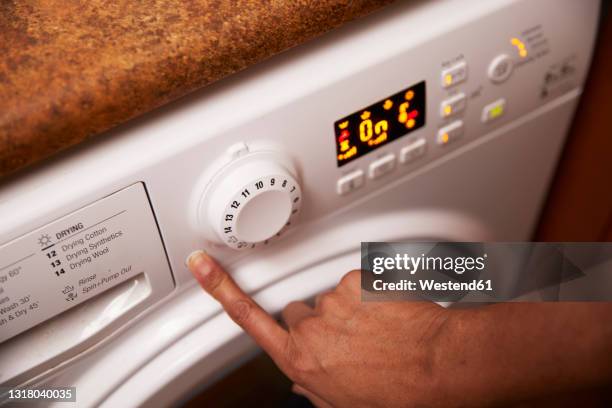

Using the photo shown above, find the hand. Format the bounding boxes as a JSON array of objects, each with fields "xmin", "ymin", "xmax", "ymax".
[
  {"xmin": 187, "ymin": 251, "xmax": 466, "ymax": 408},
  {"xmin": 187, "ymin": 252, "xmax": 612, "ymax": 407}
]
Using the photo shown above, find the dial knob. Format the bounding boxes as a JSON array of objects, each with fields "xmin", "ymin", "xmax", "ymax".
[{"xmin": 198, "ymin": 154, "xmax": 302, "ymax": 250}]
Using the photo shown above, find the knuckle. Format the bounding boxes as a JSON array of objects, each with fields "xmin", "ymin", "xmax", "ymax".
[
  {"xmin": 340, "ymin": 269, "xmax": 361, "ymax": 287},
  {"xmin": 202, "ymin": 265, "xmax": 225, "ymax": 294},
  {"xmin": 317, "ymin": 293, "xmax": 339, "ymax": 311},
  {"xmin": 226, "ymin": 299, "xmax": 252, "ymax": 326},
  {"xmin": 284, "ymin": 301, "xmax": 303, "ymax": 314},
  {"xmin": 282, "ymin": 301, "xmax": 304, "ymax": 323}
]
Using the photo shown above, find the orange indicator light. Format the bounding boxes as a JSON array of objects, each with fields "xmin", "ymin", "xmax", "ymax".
[
  {"xmin": 404, "ymin": 90, "xmax": 414, "ymax": 100},
  {"xmin": 406, "ymin": 118, "xmax": 416, "ymax": 129},
  {"xmin": 511, "ymin": 37, "xmax": 528, "ymax": 58},
  {"xmin": 441, "ymin": 133, "xmax": 449, "ymax": 143},
  {"xmin": 383, "ymin": 99, "xmax": 393, "ymax": 110},
  {"xmin": 398, "ymin": 102, "xmax": 410, "ymax": 124},
  {"xmin": 338, "ymin": 145, "xmax": 357, "ymax": 161},
  {"xmin": 338, "ymin": 120, "xmax": 349, "ymax": 129},
  {"xmin": 339, "ymin": 139, "xmax": 350, "ymax": 152},
  {"xmin": 360, "ymin": 111, "xmax": 371, "ymax": 120}
]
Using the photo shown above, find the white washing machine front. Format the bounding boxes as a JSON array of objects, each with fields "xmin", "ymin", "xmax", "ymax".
[{"xmin": 0, "ymin": 0, "xmax": 601, "ymax": 406}]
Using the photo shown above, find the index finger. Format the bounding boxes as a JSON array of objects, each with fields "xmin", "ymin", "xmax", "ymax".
[{"xmin": 187, "ymin": 250, "xmax": 290, "ymax": 365}]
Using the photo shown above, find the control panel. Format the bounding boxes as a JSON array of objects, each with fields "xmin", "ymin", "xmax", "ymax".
[
  {"xmin": 183, "ymin": 1, "xmax": 592, "ymax": 254},
  {"xmin": 0, "ymin": 184, "xmax": 174, "ymax": 344},
  {"xmin": 325, "ymin": 20, "xmax": 578, "ymax": 203},
  {"xmin": 195, "ymin": 149, "xmax": 302, "ymax": 250}
]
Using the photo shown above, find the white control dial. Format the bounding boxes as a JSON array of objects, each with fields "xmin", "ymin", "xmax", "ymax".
[{"xmin": 198, "ymin": 152, "xmax": 302, "ymax": 250}]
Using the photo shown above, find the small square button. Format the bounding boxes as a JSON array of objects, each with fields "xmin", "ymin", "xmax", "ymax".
[
  {"xmin": 482, "ymin": 98, "xmax": 506, "ymax": 123},
  {"xmin": 337, "ymin": 170, "xmax": 365, "ymax": 195},
  {"xmin": 368, "ymin": 154, "xmax": 396, "ymax": 179},
  {"xmin": 441, "ymin": 61, "xmax": 468, "ymax": 88},
  {"xmin": 437, "ymin": 120, "xmax": 464, "ymax": 146},
  {"xmin": 440, "ymin": 93, "xmax": 467, "ymax": 118},
  {"xmin": 400, "ymin": 138, "xmax": 427, "ymax": 164}
]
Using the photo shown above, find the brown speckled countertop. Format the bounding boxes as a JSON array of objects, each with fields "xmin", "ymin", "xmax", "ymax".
[{"xmin": 0, "ymin": 0, "xmax": 393, "ymax": 178}]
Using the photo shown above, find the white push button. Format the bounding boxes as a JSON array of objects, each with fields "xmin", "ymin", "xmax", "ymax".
[
  {"xmin": 441, "ymin": 61, "xmax": 468, "ymax": 88},
  {"xmin": 437, "ymin": 121, "xmax": 464, "ymax": 146},
  {"xmin": 368, "ymin": 154, "xmax": 396, "ymax": 179},
  {"xmin": 440, "ymin": 92, "xmax": 466, "ymax": 118},
  {"xmin": 337, "ymin": 170, "xmax": 365, "ymax": 195},
  {"xmin": 481, "ymin": 98, "xmax": 506, "ymax": 123},
  {"xmin": 400, "ymin": 138, "xmax": 426, "ymax": 164},
  {"xmin": 488, "ymin": 54, "xmax": 513, "ymax": 84}
]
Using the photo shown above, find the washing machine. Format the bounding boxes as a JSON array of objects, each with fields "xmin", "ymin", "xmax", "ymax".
[{"xmin": 0, "ymin": 0, "xmax": 601, "ymax": 406}]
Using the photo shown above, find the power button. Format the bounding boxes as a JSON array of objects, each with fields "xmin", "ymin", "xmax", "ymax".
[{"xmin": 488, "ymin": 54, "xmax": 514, "ymax": 84}]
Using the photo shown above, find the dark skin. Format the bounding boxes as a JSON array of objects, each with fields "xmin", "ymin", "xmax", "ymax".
[{"xmin": 187, "ymin": 251, "xmax": 612, "ymax": 407}]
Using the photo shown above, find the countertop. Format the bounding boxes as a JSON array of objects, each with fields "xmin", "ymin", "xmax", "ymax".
[{"xmin": 0, "ymin": 0, "xmax": 393, "ymax": 178}]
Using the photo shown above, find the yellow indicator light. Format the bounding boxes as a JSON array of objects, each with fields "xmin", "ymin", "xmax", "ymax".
[
  {"xmin": 444, "ymin": 74, "xmax": 453, "ymax": 86},
  {"xmin": 441, "ymin": 133, "xmax": 450, "ymax": 144},
  {"xmin": 404, "ymin": 90, "xmax": 415, "ymax": 100},
  {"xmin": 340, "ymin": 139, "xmax": 350, "ymax": 152},
  {"xmin": 338, "ymin": 120, "xmax": 349, "ymax": 129},
  {"xmin": 406, "ymin": 118, "xmax": 416, "ymax": 129},
  {"xmin": 398, "ymin": 102, "xmax": 409, "ymax": 123},
  {"xmin": 360, "ymin": 111, "xmax": 371, "ymax": 120},
  {"xmin": 383, "ymin": 99, "xmax": 393, "ymax": 110},
  {"xmin": 489, "ymin": 104, "xmax": 504, "ymax": 119},
  {"xmin": 338, "ymin": 145, "xmax": 357, "ymax": 161},
  {"xmin": 511, "ymin": 37, "xmax": 528, "ymax": 58},
  {"xmin": 443, "ymin": 105, "xmax": 452, "ymax": 116}
]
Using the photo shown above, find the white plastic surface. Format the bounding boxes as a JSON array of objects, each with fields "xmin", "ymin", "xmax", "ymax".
[
  {"xmin": 236, "ymin": 190, "xmax": 292, "ymax": 242},
  {"xmin": 0, "ymin": 183, "xmax": 172, "ymax": 344},
  {"xmin": 0, "ymin": 183, "xmax": 174, "ymax": 385}
]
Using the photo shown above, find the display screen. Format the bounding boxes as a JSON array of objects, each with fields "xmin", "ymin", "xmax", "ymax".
[{"xmin": 334, "ymin": 81, "xmax": 426, "ymax": 166}]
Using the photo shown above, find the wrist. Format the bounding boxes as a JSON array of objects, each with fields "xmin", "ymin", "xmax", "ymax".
[
  {"xmin": 439, "ymin": 303, "xmax": 612, "ymax": 406},
  {"xmin": 432, "ymin": 306, "xmax": 508, "ymax": 407}
]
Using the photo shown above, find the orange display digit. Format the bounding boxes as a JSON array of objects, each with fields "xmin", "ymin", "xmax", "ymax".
[{"xmin": 359, "ymin": 119, "xmax": 373, "ymax": 142}]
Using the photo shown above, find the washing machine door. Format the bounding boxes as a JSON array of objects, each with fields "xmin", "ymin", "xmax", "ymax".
[{"xmin": 99, "ymin": 210, "xmax": 491, "ymax": 408}]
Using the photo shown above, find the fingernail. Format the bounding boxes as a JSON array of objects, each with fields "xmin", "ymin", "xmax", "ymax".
[{"xmin": 186, "ymin": 250, "xmax": 211, "ymax": 278}]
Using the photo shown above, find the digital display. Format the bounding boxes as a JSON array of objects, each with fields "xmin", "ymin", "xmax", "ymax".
[{"xmin": 334, "ymin": 81, "xmax": 426, "ymax": 166}]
